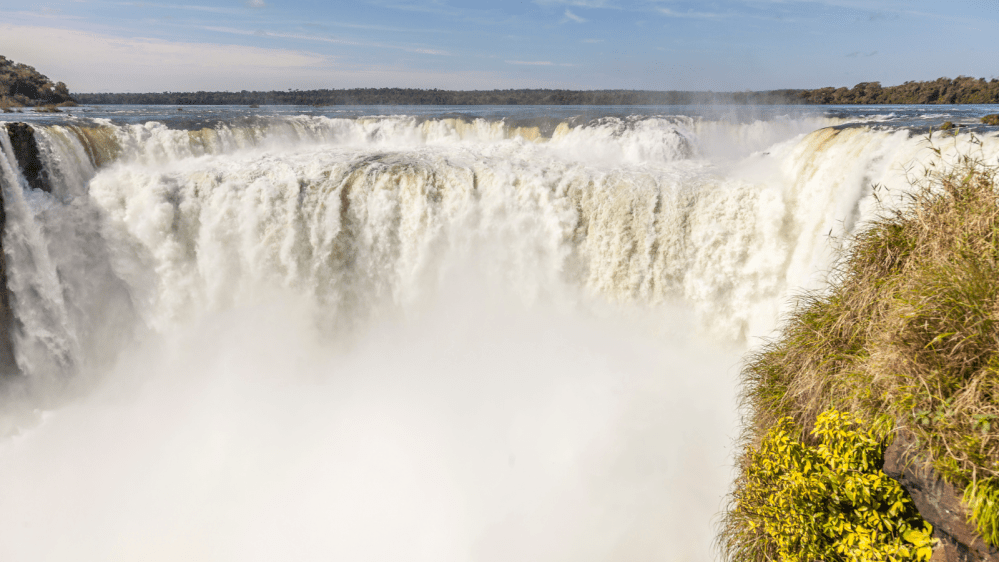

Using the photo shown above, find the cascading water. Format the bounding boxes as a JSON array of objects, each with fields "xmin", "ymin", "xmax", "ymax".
[{"xmin": 0, "ymin": 107, "xmax": 996, "ymax": 561}]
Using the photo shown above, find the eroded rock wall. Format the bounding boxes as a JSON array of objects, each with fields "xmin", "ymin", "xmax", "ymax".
[{"xmin": 885, "ymin": 431, "xmax": 999, "ymax": 562}]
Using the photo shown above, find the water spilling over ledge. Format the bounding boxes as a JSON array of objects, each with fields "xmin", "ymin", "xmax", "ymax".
[{"xmin": 0, "ymin": 107, "xmax": 997, "ymax": 560}]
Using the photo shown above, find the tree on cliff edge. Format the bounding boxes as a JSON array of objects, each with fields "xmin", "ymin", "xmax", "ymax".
[{"xmin": 0, "ymin": 56, "xmax": 76, "ymax": 108}]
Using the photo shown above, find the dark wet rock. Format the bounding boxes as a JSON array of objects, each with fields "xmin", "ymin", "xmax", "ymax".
[
  {"xmin": 5, "ymin": 123, "xmax": 51, "ymax": 193},
  {"xmin": 884, "ymin": 431, "xmax": 999, "ymax": 562}
]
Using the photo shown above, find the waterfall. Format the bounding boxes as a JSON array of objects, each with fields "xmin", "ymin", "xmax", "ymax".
[{"xmin": 0, "ymin": 111, "xmax": 995, "ymax": 561}]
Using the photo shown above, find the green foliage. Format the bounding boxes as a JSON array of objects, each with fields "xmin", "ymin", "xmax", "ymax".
[
  {"xmin": 727, "ymin": 410, "xmax": 934, "ymax": 562},
  {"xmin": 964, "ymin": 480, "xmax": 999, "ymax": 547}
]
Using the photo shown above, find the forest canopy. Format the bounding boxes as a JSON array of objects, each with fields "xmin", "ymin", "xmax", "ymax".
[{"xmin": 73, "ymin": 77, "xmax": 999, "ymax": 106}]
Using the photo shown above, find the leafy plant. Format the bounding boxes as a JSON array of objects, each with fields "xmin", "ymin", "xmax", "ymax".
[{"xmin": 725, "ymin": 410, "xmax": 934, "ymax": 562}]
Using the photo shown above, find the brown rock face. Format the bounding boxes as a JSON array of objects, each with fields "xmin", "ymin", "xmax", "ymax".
[{"xmin": 884, "ymin": 431, "xmax": 999, "ymax": 562}]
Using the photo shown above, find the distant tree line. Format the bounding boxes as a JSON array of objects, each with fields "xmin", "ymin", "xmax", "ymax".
[
  {"xmin": 799, "ymin": 76, "xmax": 999, "ymax": 104},
  {"xmin": 0, "ymin": 71, "xmax": 981, "ymax": 107},
  {"xmin": 0, "ymin": 56, "xmax": 75, "ymax": 109},
  {"xmin": 74, "ymin": 88, "xmax": 806, "ymax": 106}
]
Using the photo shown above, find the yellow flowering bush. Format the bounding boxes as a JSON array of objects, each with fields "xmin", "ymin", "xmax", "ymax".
[{"xmin": 731, "ymin": 410, "xmax": 934, "ymax": 562}]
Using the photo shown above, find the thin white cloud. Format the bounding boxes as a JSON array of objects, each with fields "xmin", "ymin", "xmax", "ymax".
[
  {"xmin": 245, "ymin": 0, "xmax": 266, "ymax": 7},
  {"xmin": 535, "ymin": 0, "xmax": 611, "ymax": 7},
  {"xmin": 656, "ymin": 7, "xmax": 732, "ymax": 18},
  {"xmin": 9, "ymin": 9, "xmax": 85, "ymax": 20},
  {"xmin": 562, "ymin": 9, "xmax": 587, "ymax": 22},
  {"xmin": 117, "ymin": 2, "xmax": 237, "ymax": 14},
  {"xmin": 506, "ymin": 60, "xmax": 554, "ymax": 66},
  {"xmin": 202, "ymin": 25, "xmax": 450, "ymax": 55}
]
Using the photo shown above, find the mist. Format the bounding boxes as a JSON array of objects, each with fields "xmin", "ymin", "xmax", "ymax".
[{"xmin": 0, "ymin": 279, "xmax": 739, "ymax": 561}]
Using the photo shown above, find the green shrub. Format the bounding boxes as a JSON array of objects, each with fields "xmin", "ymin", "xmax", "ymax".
[{"xmin": 724, "ymin": 410, "xmax": 934, "ymax": 562}]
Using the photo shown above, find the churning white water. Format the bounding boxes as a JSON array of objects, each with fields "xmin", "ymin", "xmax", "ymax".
[{"xmin": 0, "ymin": 108, "xmax": 996, "ymax": 561}]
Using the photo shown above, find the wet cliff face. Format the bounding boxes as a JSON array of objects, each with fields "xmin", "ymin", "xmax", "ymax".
[
  {"xmin": 0, "ymin": 121, "xmax": 54, "ymax": 377},
  {"xmin": 6, "ymin": 123, "xmax": 50, "ymax": 193},
  {"xmin": 0, "ymin": 178, "xmax": 14, "ymax": 377}
]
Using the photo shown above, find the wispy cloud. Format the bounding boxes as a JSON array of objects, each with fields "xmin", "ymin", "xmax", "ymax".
[
  {"xmin": 562, "ymin": 9, "xmax": 587, "ymax": 22},
  {"xmin": 245, "ymin": 0, "xmax": 266, "ymax": 8},
  {"xmin": 535, "ymin": 0, "xmax": 611, "ymax": 7},
  {"xmin": 506, "ymin": 60, "xmax": 554, "ymax": 65},
  {"xmin": 8, "ymin": 9, "xmax": 85, "ymax": 20},
  {"xmin": 298, "ymin": 20, "xmax": 443, "ymax": 34},
  {"xmin": 656, "ymin": 7, "xmax": 732, "ymax": 19},
  {"xmin": 203, "ymin": 25, "xmax": 450, "ymax": 55},
  {"xmin": 117, "ymin": 2, "xmax": 237, "ymax": 14}
]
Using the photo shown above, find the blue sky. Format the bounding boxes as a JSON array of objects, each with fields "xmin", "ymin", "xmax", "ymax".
[{"xmin": 1, "ymin": 0, "xmax": 998, "ymax": 92}]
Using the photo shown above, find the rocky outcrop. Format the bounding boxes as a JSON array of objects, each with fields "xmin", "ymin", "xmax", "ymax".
[
  {"xmin": 884, "ymin": 431, "xmax": 999, "ymax": 562},
  {"xmin": 0, "ymin": 55, "xmax": 74, "ymax": 109}
]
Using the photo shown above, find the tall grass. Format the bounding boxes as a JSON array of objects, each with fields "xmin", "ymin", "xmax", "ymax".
[{"xmin": 722, "ymin": 136, "xmax": 999, "ymax": 560}]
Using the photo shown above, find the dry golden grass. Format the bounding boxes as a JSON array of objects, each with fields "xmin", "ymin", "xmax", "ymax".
[{"xmin": 722, "ymin": 137, "xmax": 999, "ymax": 559}]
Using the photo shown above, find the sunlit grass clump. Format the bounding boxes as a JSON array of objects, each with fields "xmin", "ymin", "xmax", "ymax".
[{"xmin": 722, "ymin": 143, "xmax": 999, "ymax": 560}]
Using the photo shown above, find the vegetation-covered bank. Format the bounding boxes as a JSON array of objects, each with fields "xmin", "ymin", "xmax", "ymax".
[
  {"xmin": 799, "ymin": 77, "xmax": 999, "ymax": 105},
  {"xmin": 722, "ymin": 141, "xmax": 999, "ymax": 562},
  {"xmin": 0, "ymin": 56, "xmax": 75, "ymax": 110},
  {"xmin": 72, "ymin": 76, "xmax": 999, "ymax": 106}
]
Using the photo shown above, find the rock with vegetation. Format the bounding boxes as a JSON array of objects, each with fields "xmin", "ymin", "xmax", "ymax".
[
  {"xmin": 0, "ymin": 55, "xmax": 75, "ymax": 109},
  {"xmin": 800, "ymin": 77, "xmax": 999, "ymax": 105},
  {"xmin": 721, "ymin": 144, "xmax": 999, "ymax": 562},
  {"xmin": 982, "ymin": 115, "xmax": 999, "ymax": 126}
]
